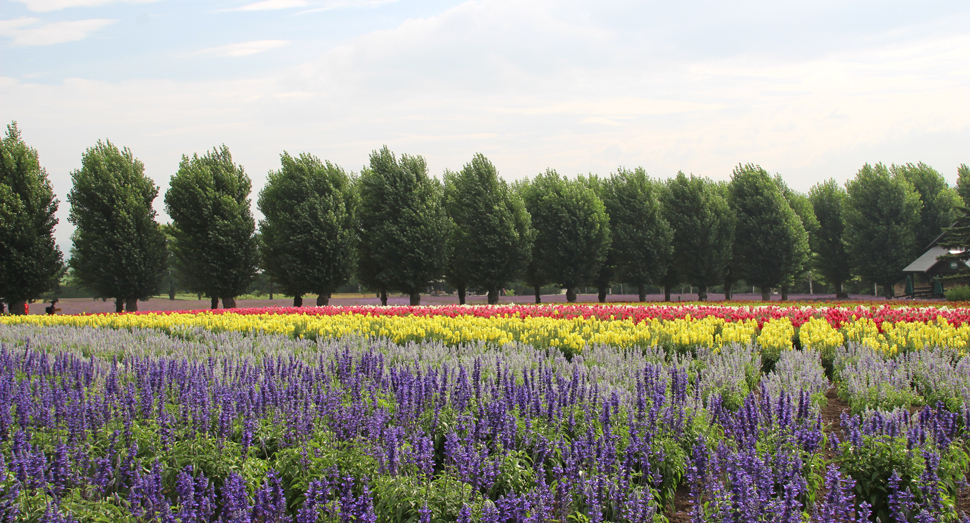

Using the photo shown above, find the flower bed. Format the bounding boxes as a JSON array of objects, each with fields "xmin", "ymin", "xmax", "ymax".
[{"xmin": 1, "ymin": 322, "xmax": 968, "ymax": 522}]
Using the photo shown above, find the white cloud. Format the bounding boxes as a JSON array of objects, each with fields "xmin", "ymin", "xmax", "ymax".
[
  {"xmin": 0, "ymin": 17, "xmax": 115, "ymax": 46},
  {"xmin": 193, "ymin": 39, "xmax": 290, "ymax": 57},
  {"xmin": 227, "ymin": 0, "xmax": 394, "ymax": 11},
  {"xmin": 12, "ymin": 0, "xmax": 159, "ymax": 12},
  {"xmin": 234, "ymin": 0, "xmax": 309, "ymax": 11}
]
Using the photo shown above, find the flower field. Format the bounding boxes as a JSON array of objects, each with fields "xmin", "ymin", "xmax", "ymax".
[{"xmin": 1, "ymin": 304, "xmax": 969, "ymax": 522}]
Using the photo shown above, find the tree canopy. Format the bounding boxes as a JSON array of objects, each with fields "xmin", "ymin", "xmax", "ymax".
[
  {"xmin": 164, "ymin": 145, "xmax": 258, "ymax": 308},
  {"xmin": 258, "ymin": 152, "xmax": 355, "ymax": 306},
  {"xmin": 730, "ymin": 164, "xmax": 809, "ymax": 300},
  {"xmin": 522, "ymin": 169, "xmax": 610, "ymax": 303},
  {"xmin": 356, "ymin": 146, "xmax": 448, "ymax": 306},
  {"xmin": 956, "ymin": 164, "xmax": 970, "ymax": 207},
  {"xmin": 599, "ymin": 167, "xmax": 673, "ymax": 301},
  {"xmin": 0, "ymin": 122, "xmax": 63, "ymax": 313},
  {"xmin": 443, "ymin": 154, "xmax": 533, "ymax": 304},
  {"xmin": 844, "ymin": 163, "xmax": 921, "ymax": 298},
  {"xmin": 808, "ymin": 179, "xmax": 852, "ymax": 297},
  {"xmin": 893, "ymin": 162, "xmax": 962, "ymax": 252},
  {"xmin": 67, "ymin": 140, "xmax": 167, "ymax": 312},
  {"xmin": 662, "ymin": 172, "xmax": 733, "ymax": 301}
]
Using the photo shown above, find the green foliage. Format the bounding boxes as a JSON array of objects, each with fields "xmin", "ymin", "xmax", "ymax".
[
  {"xmin": 258, "ymin": 152, "xmax": 355, "ymax": 304},
  {"xmin": 944, "ymin": 284, "xmax": 970, "ymax": 302},
  {"xmin": 957, "ymin": 163, "xmax": 970, "ymax": 206},
  {"xmin": 777, "ymin": 177, "xmax": 818, "ymax": 289},
  {"xmin": 809, "ymin": 179, "xmax": 852, "ymax": 294},
  {"xmin": 844, "ymin": 163, "xmax": 921, "ymax": 297},
  {"xmin": 661, "ymin": 172, "xmax": 733, "ymax": 296},
  {"xmin": 729, "ymin": 164, "xmax": 809, "ymax": 294},
  {"xmin": 599, "ymin": 167, "xmax": 673, "ymax": 300},
  {"xmin": 164, "ymin": 145, "xmax": 259, "ymax": 306},
  {"xmin": 837, "ymin": 434, "xmax": 968, "ymax": 522},
  {"xmin": 521, "ymin": 169, "xmax": 611, "ymax": 302},
  {"xmin": 67, "ymin": 140, "xmax": 167, "ymax": 311},
  {"xmin": 893, "ymin": 162, "xmax": 962, "ymax": 252},
  {"xmin": 356, "ymin": 146, "xmax": 448, "ymax": 304},
  {"xmin": 443, "ymin": 154, "xmax": 533, "ymax": 304},
  {"xmin": 0, "ymin": 122, "xmax": 63, "ymax": 308}
]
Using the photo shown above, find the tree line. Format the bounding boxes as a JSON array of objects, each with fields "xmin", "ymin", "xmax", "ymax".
[{"xmin": 2, "ymin": 121, "xmax": 969, "ymax": 313}]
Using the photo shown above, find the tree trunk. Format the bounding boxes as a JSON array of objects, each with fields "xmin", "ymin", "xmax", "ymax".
[
  {"xmin": 9, "ymin": 301, "xmax": 25, "ymax": 315},
  {"xmin": 597, "ymin": 286, "xmax": 607, "ymax": 303},
  {"xmin": 0, "ymin": 302, "xmax": 4, "ymax": 314},
  {"xmin": 698, "ymin": 286, "xmax": 708, "ymax": 301},
  {"xmin": 664, "ymin": 284, "xmax": 672, "ymax": 302},
  {"xmin": 380, "ymin": 288, "xmax": 388, "ymax": 306},
  {"xmin": 565, "ymin": 287, "xmax": 577, "ymax": 303},
  {"xmin": 197, "ymin": 292, "xmax": 202, "ymax": 300},
  {"xmin": 534, "ymin": 285, "xmax": 541, "ymax": 304},
  {"xmin": 210, "ymin": 296, "xmax": 219, "ymax": 309},
  {"xmin": 458, "ymin": 284, "xmax": 466, "ymax": 305},
  {"xmin": 487, "ymin": 286, "xmax": 499, "ymax": 304},
  {"xmin": 115, "ymin": 298, "xmax": 124, "ymax": 313},
  {"xmin": 724, "ymin": 281, "xmax": 732, "ymax": 301},
  {"xmin": 836, "ymin": 281, "xmax": 848, "ymax": 299},
  {"xmin": 409, "ymin": 292, "xmax": 421, "ymax": 306},
  {"xmin": 637, "ymin": 284, "xmax": 646, "ymax": 302},
  {"xmin": 125, "ymin": 298, "xmax": 138, "ymax": 312},
  {"xmin": 780, "ymin": 284, "xmax": 789, "ymax": 301},
  {"xmin": 293, "ymin": 295, "xmax": 303, "ymax": 307},
  {"xmin": 761, "ymin": 288, "xmax": 770, "ymax": 301},
  {"xmin": 316, "ymin": 294, "xmax": 329, "ymax": 306},
  {"xmin": 269, "ymin": 281, "xmax": 274, "ymax": 300},
  {"xmin": 884, "ymin": 284, "xmax": 894, "ymax": 299},
  {"xmin": 222, "ymin": 296, "xmax": 236, "ymax": 309},
  {"xmin": 168, "ymin": 283, "xmax": 176, "ymax": 300}
]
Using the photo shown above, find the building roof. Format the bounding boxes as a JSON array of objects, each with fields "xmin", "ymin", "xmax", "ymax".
[{"xmin": 903, "ymin": 245, "xmax": 970, "ymax": 273}]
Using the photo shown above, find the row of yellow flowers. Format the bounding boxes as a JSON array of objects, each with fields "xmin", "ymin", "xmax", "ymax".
[{"xmin": 4, "ymin": 309, "xmax": 970, "ymax": 357}]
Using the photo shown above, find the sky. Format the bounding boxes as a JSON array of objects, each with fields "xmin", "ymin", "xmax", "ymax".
[{"xmin": 2, "ymin": 0, "xmax": 969, "ymax": 252}]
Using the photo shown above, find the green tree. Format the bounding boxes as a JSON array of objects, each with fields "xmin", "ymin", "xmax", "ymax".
[
  {"xmin": 808, "ymin": 179, "xmax": 852, "ymax": 298},
  {"xmin": 729, "ymin": 164, "xmax": 808, "ymax": 301},
  {"xmin": 777, "ymin": 177, "xmax": 818, "ymax": 299},
  {"xmin": 599, "ymin": 167, "xmax": 673, "ymax": 301},
  {"xmin": 67, "ymin": 140, "xmax": 167, "ymax": 312},
  {"xmin": 579, "ymin": 174, "xmax": 615, "ymax": 303},
  {"xmin": 0, "ymin": 122, "xmax": 63, "ymax": 314},
  {"xmin": 522, "ymin": 169, "xmax": 610, "ymax": 303},
  {"xmin": 662, "ymin": 172, "xmax": 733, "ymax": 301},
  {"xmin": 443, "ymin": 154, "xmax": 533, "ymax": 305},
  {"xmin": 164, "ymin": 145, "xmax": 259, "ymax": 309},
  {"xmin": 892, "ymin": 162, "xmax": 961, "ymax": 252},
  {"xmin": 956, "ymin": 164, "xmax": 970, "ymax": 206},
  {"xmin": 356, "ymin": 146, "xmax": 448, "ymax": 306},
  {"xmin": 844, "ymin": 163, "xmax": 921, "ymax": 298},
  {"xmin": 258, "ymin": 152, "xmax": 355, "ymax": 307}
]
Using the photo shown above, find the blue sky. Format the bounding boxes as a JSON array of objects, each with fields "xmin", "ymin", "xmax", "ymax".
[{"xmin": 2, "ymin": 0, "xmax": 969, "ymax": 250}]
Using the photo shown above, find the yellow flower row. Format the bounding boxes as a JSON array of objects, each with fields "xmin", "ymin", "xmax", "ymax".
[{"xmin": 2, "ymin": 311, "xmax": 968, "ymax": 357}]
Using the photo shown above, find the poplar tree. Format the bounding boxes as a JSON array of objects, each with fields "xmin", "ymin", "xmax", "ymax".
[
  {"xmin": 443, "ymin": 153, "xmax": 532, "ymax": 304},
  {"xmin": 892, "ymin": 162, "xmax": 961, "ymax": 251},
  {"xmin": 0, "ymin": 122, "xmax": 63, "ymax": 314},
  {"xmin": 258, "ymin": 152, "xmax": 355, "ymax": 307},
  {"xmin": 729, "ymin": 164, "xmax": 808, "ymax": 301},
  {"xmin": 68, "ymin": 140, "xmax": 167, "ymax": 312},
  {"xmin": 844, "ymin": 163, "xmax": 921, "ymax": 298},
  {"xmin": 522, "ymin": 169, "xmax": 610, "ymax": 303},
  {"xmin": 662, "ymin": 172, "xmax": 733, "ymax": 301},
  {"xmin": 600, "ymin": 167, "xmax": 673, "ymax": 301},
  {"xmin": 165, "ymin": 145, "xmax": 258, "ymax": 309},
  {"xmin": 356, "ymin": 146, "xmax": 448, "ymax": 306},
  {"xmin": 808, "ymin": 180, "xmax": 852, "ymax": 298}
]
